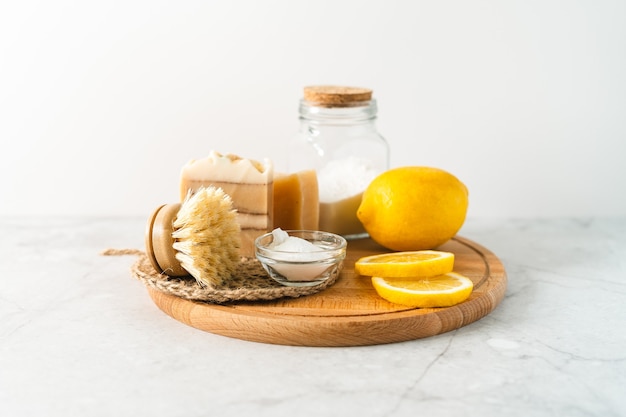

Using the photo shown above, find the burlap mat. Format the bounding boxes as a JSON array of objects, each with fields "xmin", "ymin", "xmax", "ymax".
[{"xmin": 102, "ymin": 249, "xmax": 340, "ymax": 304}]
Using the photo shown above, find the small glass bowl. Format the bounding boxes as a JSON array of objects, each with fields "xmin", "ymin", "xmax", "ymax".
[{"xmin": 255, "ymin": 230, "xmax": 347, "ymax": 287}]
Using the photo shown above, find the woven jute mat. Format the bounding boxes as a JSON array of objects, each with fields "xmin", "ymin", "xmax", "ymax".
[{"xmin": 102, "ymin": 249, "xmax": 340, "ymax": 304}]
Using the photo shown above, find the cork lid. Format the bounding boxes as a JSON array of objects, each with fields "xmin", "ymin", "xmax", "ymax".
[{"xmin": 303, "ymin": 85, "xmax": 373, "ymax": 107}]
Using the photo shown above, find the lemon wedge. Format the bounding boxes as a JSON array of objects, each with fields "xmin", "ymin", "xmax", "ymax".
[
  {"xmin": 371, "ymin": 272, "xmax": 473, "ymax": 308},
  {"xmin": 355, "ymin": 250, "xmax": 454, "ymax": 278}
]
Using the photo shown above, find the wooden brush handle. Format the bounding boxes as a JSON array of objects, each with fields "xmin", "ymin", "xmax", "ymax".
[{"xmin": 144, "ymin": 203, "xmax": 188, "ymax": 277}]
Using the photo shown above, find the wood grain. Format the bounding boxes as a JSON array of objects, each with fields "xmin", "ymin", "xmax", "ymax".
[{"xmin": 147, "ymin": 236, "xmax": 507, "ymax": 346}]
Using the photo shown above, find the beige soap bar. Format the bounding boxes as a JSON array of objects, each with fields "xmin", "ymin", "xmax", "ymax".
[
  {"xmin": 179, "ymin": 151, "xmax": 273, "ymax": 257},
  {"xmin": 273, "ymin": 170, "xmax": 319, "ymax": 231}
]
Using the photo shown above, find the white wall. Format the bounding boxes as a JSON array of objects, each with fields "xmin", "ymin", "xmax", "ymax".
[{"xmin": 1, "ymin": 0, "xmax": 625, "ymax": 218}]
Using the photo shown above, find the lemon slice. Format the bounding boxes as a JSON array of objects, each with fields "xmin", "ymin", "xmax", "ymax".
[
  {"xmin": 355, "ymin": 250, "xmax": 454, "ymax": 278},
  {"xmin": 371, "ymin": 272, "xmax": 473, "ymax": 308}
]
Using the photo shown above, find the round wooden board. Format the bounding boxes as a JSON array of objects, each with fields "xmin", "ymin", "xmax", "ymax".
[{"xmin": 147, "ymin": 236, "xmax": 507, "ymax": 346}]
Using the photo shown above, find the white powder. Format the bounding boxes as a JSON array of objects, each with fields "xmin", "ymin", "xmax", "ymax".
[
  {"xmin": 265, "ymin": 229, "xmax": 332, "ymax": 281},
  {"xmin": 317, "ymin": 156, "xmax": 381, "ymax": 202},
  {"xmin": 270, "ymin": 228, "xmax": 322, "ymax": 253}
]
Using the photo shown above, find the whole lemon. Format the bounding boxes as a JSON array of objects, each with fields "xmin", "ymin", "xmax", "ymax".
[{"xmin": 357, "ymin": 166, "xmax": 468, "ymax": 251}]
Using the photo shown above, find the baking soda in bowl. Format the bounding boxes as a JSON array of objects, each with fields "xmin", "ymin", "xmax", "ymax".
[{"xmin": 255, "ymin": 229, "xmax": 347, "ymax": 286}]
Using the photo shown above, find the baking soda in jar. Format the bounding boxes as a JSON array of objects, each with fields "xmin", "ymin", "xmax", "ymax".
[{"xmin": 288, "ymin": 86, "xmax": 390, "ymax": 239}]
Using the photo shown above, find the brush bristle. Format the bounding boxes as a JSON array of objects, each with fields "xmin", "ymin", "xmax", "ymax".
[{"xmin": 172, "ymin": 186, "xmax": 241, "ymax": 287}]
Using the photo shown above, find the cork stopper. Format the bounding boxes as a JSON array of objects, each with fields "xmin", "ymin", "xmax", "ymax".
[
  {"xmin": 303, "ymin": 85, "xmax": 373, "ymax": 107},
  {"xmin": 145, "ymin": 203, "xmax": 188, "ymax": 277}
]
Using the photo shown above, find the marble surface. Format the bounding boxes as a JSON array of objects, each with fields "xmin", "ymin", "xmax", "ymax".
[{"xmin": 0, "ymin": 217, "xmax": 624, "ymax": 417}]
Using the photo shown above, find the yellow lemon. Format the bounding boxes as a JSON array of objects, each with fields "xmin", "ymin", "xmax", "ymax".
[
  {"xmin": 355, "ymin": 250, "xmax": 454, "ymax": 278},
  {"xmin": 357, "ymin": 166, "xmax": 468, "ymax": 251},
  {"xmin": 371, "ymin": 272, "xmax": 473, "ymax": 308}
]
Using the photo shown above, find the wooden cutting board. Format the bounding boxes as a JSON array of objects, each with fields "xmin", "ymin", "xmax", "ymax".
[{"xmin": 147, "ymin": 236, "xmax": 507, "ymax": 346}]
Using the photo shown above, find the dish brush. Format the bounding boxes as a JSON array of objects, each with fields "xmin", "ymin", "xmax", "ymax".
[{"xmin": 145, "ymin": 186, "xmax": 241, "ymax": 287}]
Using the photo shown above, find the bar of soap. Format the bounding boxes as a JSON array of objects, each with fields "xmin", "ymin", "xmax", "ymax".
[
  {"xmin": 273, "ymin": 170, "xmax": 319, "ymax": 231},
  {"xmin": 179, "ymin": 150, "xmax": 273, "ymax": 257}
]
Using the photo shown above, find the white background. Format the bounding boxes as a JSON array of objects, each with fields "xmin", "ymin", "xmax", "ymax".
[{"xmin": 1, "ymin": 0, "xmax": 624, "ymax": 218}]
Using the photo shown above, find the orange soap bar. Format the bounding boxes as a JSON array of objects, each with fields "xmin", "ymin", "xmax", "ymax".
[{"xmin": 273, "ymin": 170, "xmax": 319, "ymax": 231}]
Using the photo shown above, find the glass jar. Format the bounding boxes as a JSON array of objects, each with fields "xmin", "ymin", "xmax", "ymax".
[{"xmin": 288, "ymin": 86, "xmax": 389, "ymax": 239}]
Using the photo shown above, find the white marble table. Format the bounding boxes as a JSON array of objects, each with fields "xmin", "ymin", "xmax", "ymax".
[{"xmin": 0, "ymin": 217, "xmax": 624, "ymax": 416}]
